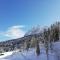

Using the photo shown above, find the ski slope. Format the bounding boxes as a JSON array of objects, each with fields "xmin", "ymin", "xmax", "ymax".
[{"xmin": 0, "ymin": 41, "xmax": 60, "ymax": 60}]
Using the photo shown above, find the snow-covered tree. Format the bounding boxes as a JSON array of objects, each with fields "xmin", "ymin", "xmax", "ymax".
[
  {"xmin": 30, "ymin": 36, "xmax": 36, "ymax": 47},
  {"xmin": 25, "ymin": 40, "xmax": 30, "ymax": 51},
  {"xmin": 36, "ymin": 39, "xmax": 40, "ymax": 56},
  {"xmin": 43, "ymin": 28, "xmax": 49, "ymax": 60},
  {"xmin": 30, "ymin": 36, "xmax": 40, "ymax": 56}
]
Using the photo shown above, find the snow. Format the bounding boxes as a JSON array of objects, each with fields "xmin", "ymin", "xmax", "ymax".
[
  {"xmin": 0, "ymin": 51, "xmax": 13, "ymax": 59},
  {"xmin": 0, "ymin": 41, "xmax": 60, "ymax": 60}
]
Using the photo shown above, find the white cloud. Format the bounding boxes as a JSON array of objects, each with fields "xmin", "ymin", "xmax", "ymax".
[
  {"xmin": 10, "ymin": 25, "xmax": 25, "ymax": 29},
  {"xmin": 0, "ymin": 25, "xmax": 25, "ymax": 39}
]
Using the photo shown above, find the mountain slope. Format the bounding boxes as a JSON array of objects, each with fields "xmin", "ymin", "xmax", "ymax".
[{"xmin": 0, "ymin": 41, "xmax": 60, "ymax": 60}]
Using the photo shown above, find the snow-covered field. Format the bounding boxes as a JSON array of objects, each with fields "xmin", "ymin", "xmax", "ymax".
[{"xmin": 0, "ymin": 41, "xmax": 60, "ymax": 60}]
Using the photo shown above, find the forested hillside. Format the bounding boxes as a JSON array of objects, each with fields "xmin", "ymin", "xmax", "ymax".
[{"xmin": 0, "ymin": 22, "xmax": 60, "ymax": 53}]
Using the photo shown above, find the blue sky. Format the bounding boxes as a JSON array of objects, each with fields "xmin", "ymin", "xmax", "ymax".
[{"xmin": 0, "ymin": 0, "xmax": 60, "ymax": 41}]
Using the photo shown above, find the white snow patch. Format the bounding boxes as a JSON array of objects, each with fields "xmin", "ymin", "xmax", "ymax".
[{"xmin": 0, "ymin": 41, "xmax": 60, "ymax": 60}]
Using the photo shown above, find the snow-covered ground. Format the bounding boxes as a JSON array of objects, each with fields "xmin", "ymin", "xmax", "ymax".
[
  {"xmin": 0, "ymin": 51, "xmax": 13, "ymax": 59},
  {"xmin": 0, "ymin": 41, "xmax": 60, "ymax": 60}
]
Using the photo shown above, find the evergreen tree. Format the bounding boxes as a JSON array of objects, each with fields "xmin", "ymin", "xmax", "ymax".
[
  {"xmin": 25, "ymin": 40, "xmax": 30, "ymax": 51},
  {"xmin": 44, "ymin": 28, "xmax": 49, "ymax": 60},
  {"xmin": 36, "ymin": 39, "xmax": 40, "ymax": 56},
  {"xmin": 31, "ymin": 36, "xmax": 37, "ymax": 47}
]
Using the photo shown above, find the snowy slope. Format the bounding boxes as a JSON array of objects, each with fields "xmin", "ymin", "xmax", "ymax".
[{"xmin": 0, "ymin": 41, "xmax": 60, "ymax": 60}]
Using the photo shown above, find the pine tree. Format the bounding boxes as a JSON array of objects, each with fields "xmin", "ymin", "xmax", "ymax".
[
  {"xmin": 25, "ymin": 40, "xmax": 30, "ymax": 51},
  {"xmin": 36, "ymin": 39, "xmax": 40, "ymax": 56},
  {"xmin": 30, "ymin": 36, "xmax": 36, "ymax": 47},
  {"xmin": 44, "ymin": 28, "xmax": 49, "ymax": 60},
  {"xmin": 31, "ymin": 36, "xmax": 40, "ymax": 56}
]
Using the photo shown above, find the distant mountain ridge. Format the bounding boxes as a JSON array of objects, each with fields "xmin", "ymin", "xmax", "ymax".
[{"xmin": 0, "ymin": 33, "xmax": 42, "ymax": 52}]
